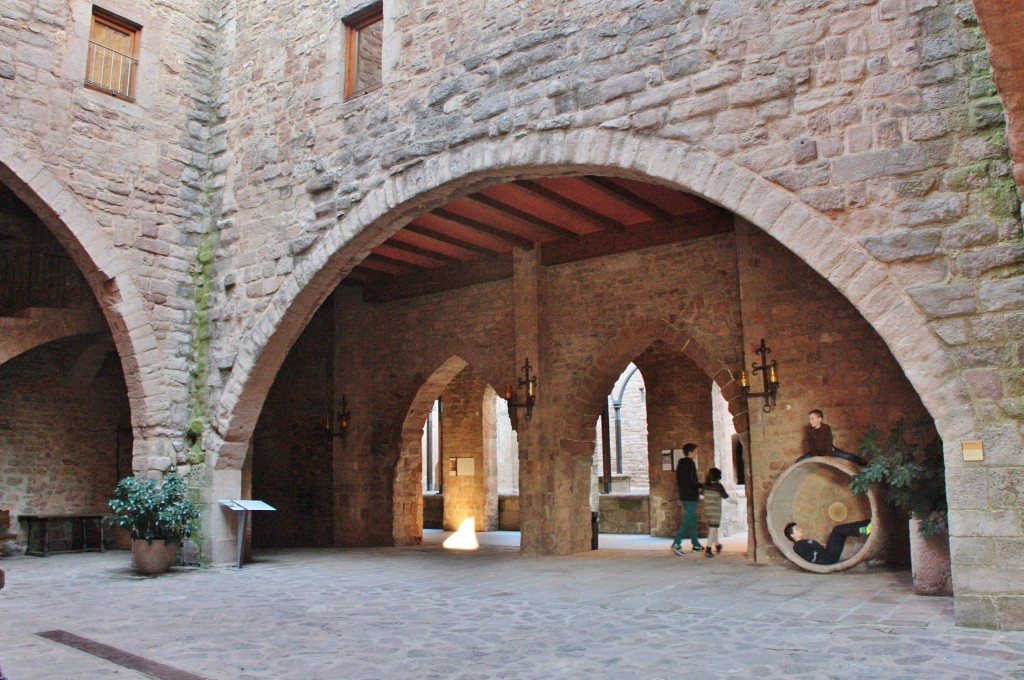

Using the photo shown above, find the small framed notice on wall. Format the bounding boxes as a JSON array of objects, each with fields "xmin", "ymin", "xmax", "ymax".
[
  {"xmin": 962, "ymin": 440, "xmax": 984, "ymax": 462},
  {"xmin": 661, "ymin": 450, "xmax": 673, "ymax": 471}
]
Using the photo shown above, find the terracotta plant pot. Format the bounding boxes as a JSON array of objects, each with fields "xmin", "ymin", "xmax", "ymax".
[
  {"xmin": 910, "ymin": 517, "xmax": 952, "ymax": 595},
  {"xmin": 131, "ymin": 539, "xmax": 178, "ymax": 575}
]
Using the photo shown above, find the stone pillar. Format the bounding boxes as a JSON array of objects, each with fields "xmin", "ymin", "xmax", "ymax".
[
  {"xmin": 201, "ymin": 464, "xmax": 244, "ymax": 565},
  {"xmin": 332, "ymin": 288, "xmax": 392, "ymax": 546},
  {"xmin": 512, "ymin": 247, "xmax": 558, "ymax": 554}
]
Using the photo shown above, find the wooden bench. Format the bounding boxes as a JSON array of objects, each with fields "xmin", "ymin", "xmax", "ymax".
[
  {"xmin": 0, "ymin": 510, "xmax": 16, "ymax": 544},
  {"xmin": 19, "ymin": 514, "xmax": 105, "ymax": 557}
]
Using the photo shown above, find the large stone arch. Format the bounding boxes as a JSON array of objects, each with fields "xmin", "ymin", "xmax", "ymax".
[
  {"xmin": 214, "ymin": 130, "xmax": 972, "ymax": 474},
  {"xmin": 0, "ymin": 133, "xmax": 165, "ymax": 438}
]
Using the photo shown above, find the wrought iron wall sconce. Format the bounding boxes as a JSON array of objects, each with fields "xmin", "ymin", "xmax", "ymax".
[
  {"xmin": 504, "ymin": 358, "xmax": 537, "ymax": 421},
  {"xmin": 327, "ymin": 395, "xmax": 351, "ymax": 444},
  {"xmin": 737, "ymin": 338, "xmax": 780, "ymax": 413}
]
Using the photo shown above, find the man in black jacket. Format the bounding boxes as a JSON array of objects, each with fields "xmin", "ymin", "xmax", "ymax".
[
  {"xmin": 670, "ymin": 443, "xmax": 703, "ymax": 556},
  {"xmin": 784, "ymin": 519, "xmax": 871, "ymax": 565}
]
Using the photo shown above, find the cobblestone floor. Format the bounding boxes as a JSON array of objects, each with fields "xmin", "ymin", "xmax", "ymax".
[{"xmin": 2, "ymin": 542, "xmax": 1023, "ymax": 679}]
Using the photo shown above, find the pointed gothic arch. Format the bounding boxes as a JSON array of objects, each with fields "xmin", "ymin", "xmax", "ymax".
[{"xmin": 0, "ymin": 131, "xmax": 168, "ymax": 443}]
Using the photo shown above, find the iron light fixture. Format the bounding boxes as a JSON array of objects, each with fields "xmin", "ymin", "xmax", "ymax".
[
  {"xmin": 738, "ymin": 338, "xmax": 780, "ymax": 413},
  {"xmin": 504, "ymin": 358, "xmax": 537, "ymax": 421},
  {"xmin": 328, "ymin": 395, "xmax": 351, "ymax": 444}
]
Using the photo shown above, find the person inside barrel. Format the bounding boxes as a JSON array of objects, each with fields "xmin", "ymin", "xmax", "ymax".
[
  {"xmin": 783, "ymin": 519, "xmax": 872, "ymax": 565},
  {"xmin": 796, "ymin": 409, "xmax": 865, "ymax": 466}
]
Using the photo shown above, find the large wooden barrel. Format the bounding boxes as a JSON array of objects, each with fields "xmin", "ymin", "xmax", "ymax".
[{"xmin": 766, "ymin": 456, "xmax": 885, "ymax": 573}]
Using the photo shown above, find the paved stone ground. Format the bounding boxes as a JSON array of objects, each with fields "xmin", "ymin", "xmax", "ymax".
[{"xmin": 2, "ymin": 542, "xmax": 1024, "ymax": 680}]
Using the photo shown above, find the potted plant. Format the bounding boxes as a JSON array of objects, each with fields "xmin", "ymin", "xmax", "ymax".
[
  {"xmin": 849, "ymin": 416, "xmax": 950, "ymax": 594},
  {"xmin": 106, "ymin": 472, "xmax": 200, "ymax": 575}
]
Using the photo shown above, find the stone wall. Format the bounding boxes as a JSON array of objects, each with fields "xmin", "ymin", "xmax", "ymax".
[
  {"xmin": 637, "ymin": 342, "xmax": 716, "ymax": 537},
  {"xmin": 593, "ymin": 366, "xmax": 650, "ymax": 491},
  {"xmin": 0, "ymin": 0, "xmax": 227, "ymax": 456}
]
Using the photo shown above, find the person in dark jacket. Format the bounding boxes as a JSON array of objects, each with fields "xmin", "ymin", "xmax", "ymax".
[
  {"xmin": 670, "ymin": 443, "xmax": 702, "ymax": 555},
  {"xmin": 783, "ymin": 519, "xmax": 871, "ymax": 565},
  {"xmin": 805, "ymin": 409, "xmax": 833, "ymax": 457}
]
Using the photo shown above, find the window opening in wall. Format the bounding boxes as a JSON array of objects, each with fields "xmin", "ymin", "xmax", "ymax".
[
  {"xmin": 85, "ymin": 8, "xmax": 140, "ymax": 101},
  {"xmin": 344, "ymin": 2, "xmax": 383, "ymax": 99},
  {"xmin": 421, "ymin": 400, "xmax": 443, "ymax": 493},
  {"xmin": 593, "ymin": 363, "xmax": 649, "ymax": 494}
]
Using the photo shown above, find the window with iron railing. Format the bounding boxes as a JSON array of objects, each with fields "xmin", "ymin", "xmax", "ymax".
[{"xmin": 85, "ymin": 9, "xmax": 139, "ymax": 101}]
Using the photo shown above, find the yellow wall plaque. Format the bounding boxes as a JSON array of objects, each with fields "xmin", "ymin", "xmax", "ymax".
[{"xmin": 962, "ymin": 440, "xmax": 984, "ymax": 462}]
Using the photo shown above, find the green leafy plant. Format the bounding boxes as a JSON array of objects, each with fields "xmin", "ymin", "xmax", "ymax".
[
  {"xmin": 106, "ymin": 473, "xmax": 200, "ymax": 543},
  {"xmin": 850, "ymin": 417, "xmax": 947, "ymax": 540}
]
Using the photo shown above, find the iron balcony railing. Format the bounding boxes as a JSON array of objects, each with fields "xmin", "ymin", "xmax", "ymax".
[{"xmin": 85, "ymin": 41, "xmax": 137, "ymax": 100}]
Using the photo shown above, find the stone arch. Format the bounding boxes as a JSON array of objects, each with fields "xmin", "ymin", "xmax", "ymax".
[
  {"xmin": 214, "ymin": 129, "xmax": 972, "ymax": 474},
  {"xmin": 0, "ymin": 308, "xmax": 107, "ymax": 367},
  {"xmin": 0, "ymin": 132, "xmax": 164, "ymax": 436},
  {"xmin": 562, "ymin": 315, "xmax": 743, "ymax": 449},
  {"xmin": 393, "ymin": 355, "xmax": 468, "ymax": 545}
]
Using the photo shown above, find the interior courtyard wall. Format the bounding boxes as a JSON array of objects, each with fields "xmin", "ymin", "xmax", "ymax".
[
  {"xmin": 331, "ymin": 278, "xmax": 514, "ymax": 545},
  {"xmin": 616, "ymin": 372, "xmax": 650, "ymax": 488},
  {"xmin": 250, "ymin": 299, "xmax": 334, "ymax": 548},
  {"xmin": 5, "ymin": 0, "xmax": 1024, "ymax": 629},
  {"xmin": 212, "ymin": 0, "xmax": 1023, "ymax": 574},
  {"xmin": 331, "ymin": 286, "xmax": 391, "ymax": 546},
  {"xmin": 735, "ymin": 219, "xmax": 932, "ymax": 563},
  {"xmin": 0, "ymin": 338, "xmax": 130, "ymax": 527}
]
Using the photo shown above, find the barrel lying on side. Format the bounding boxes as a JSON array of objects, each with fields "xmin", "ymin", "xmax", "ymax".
[{"xmin": 766, "ymin": 456, "xmax": 885, "ymax": 574}]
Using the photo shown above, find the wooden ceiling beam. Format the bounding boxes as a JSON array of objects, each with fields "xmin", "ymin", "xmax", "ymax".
[
  {"xmin": 581, "ymin": 176, "xmax": 674, "ymax": 223},
  {"xmin": 359, "ymin": 254, "xmax": 422, "ymax": 276},
  {"xmin": 432, "ymin": 207, "xmax": 536, "ymax": 250},
  {"xmin": 379, "ymin": 239, "xmax": 463, "ymax": 266},
  {"xmin": 462, "ymin": 193, "xmax": 580, "ymax": 241},
  {"xmin": 513, "ymin": 180, "xmax": 626, "ymax": 233},
  {"xmin": 540, "ymin": 209, "xmax": 734, "ymax": 267},
  {"xmin": 405, "ymin": 223, "xmax": 502, "ymax": 257},
  {"xmin": 362, "ymin": 253, "xmax": 514, "ymax": 304}
]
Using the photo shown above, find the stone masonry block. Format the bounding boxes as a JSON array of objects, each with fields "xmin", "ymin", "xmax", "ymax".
[
  {"xmin": 954, "ymin": 594, "xmax": 1000, "ymax": 629},
  {"xmin": 979, "ymin": 278, "xmax": 1024, "ymax": 313},
  {"xmin": 949, "ymin": 509, "xmax": 1021, "ymax": 537},
  {"xmin": 907, "ymin": 282, "xmax": 977, "ymax": 318},
  {"xmin": 951, "ymin": 536, "xmax": 996, "ymax": 565}
]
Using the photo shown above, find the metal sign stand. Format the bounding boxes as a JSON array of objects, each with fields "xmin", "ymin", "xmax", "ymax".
[{"xmin": 219, "ymin": 499, "xmax": 276, "ymax": 569}]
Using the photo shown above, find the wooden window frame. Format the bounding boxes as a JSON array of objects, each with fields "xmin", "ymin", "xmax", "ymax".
[
  {"xmin": 85, "ymin": 8, "xmax": 141, "ymax": 102},
  {"xmin": 343, "ymin": 2, "xmax": 384, "ymax": 99}
]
